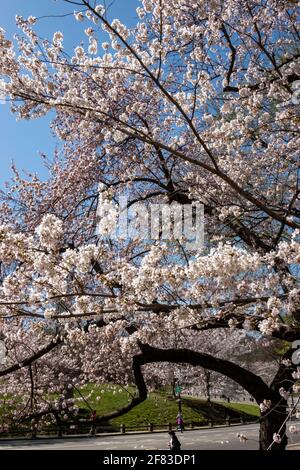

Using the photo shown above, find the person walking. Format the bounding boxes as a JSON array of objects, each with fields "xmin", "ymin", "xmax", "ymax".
[
  {"xmin": 168, "ymin": 430, "xmax": 181, "ymax": 451},
  {"xmin": 176, "ymin": 413, "xmax": 184, "ymax": 433},
  {"xmin": 89, "ymin": 409, "xmax": 97, "ymax": 436}
]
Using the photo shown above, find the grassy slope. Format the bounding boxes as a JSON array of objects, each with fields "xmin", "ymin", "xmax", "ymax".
[
  {"xmin": 76, "ymin": 385, "xmax": 259, "ymax": 428},
  {"xmin": 223, "ymin": 402, "xmax": 260, "ymax": 417}
]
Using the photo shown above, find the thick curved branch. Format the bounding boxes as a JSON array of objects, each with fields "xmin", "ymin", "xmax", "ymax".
[
  {"xmin": 0, "ymin": 338, "xmax": 62, "ymax": 378},
  {"xmin": 136, "ymin": 343, "xmax": 275, "ymax": 404}
]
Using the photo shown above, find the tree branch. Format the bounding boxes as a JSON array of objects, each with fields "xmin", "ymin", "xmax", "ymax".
[
  {"xmin": 0, "ymin": 338, "xmax": 62, "ymax": 378},
  {"xmin": 136, "ymin": 343, "xmax": 274, "ymax": 403}
]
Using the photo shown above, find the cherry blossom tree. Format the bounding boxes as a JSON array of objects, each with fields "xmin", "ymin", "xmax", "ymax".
[{"xmin": 1, "ymin": 0, "xmax": 300, "ymax": 449}]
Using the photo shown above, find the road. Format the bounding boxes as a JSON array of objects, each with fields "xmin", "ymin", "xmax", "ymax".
[{"xmin": 0, "ymin": 424, "xmax": 300, "ymax": 450}]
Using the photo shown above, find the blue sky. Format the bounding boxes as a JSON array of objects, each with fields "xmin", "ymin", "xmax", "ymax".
[{"xmin": 0, "ymin": 0, "xmax": 139, "ymax": 187}]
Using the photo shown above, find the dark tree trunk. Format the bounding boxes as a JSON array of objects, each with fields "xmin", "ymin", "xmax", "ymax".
[
  {"xmin": 259, "ymin": 401, "xmax": 288, "ymax": 450},
  {"xmin": 204, "ymin": 369, "xmax": 211, "ymax": 403},
  {"xmin": 53, "ymin": 411, "xmax": 63, "ymax": 438},
  {"xmin": 259, "ymin": 349, "xmax": 295, "ymax": 450},
  {"xmin": 172, "ymin": 378, "xmax": 176, "ymax": 398},
  {"xmin": 65, "ymin": 387, "xmax": 74, "ymax": 400}
]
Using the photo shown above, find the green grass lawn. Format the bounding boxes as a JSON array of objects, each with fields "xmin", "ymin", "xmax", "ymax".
[
  {"xmin": 75, "ymin": 385, "xmax": 259, "ymax": 428},
  {"xmin": 222, "ymin": 402, "xmax": 260, "ymax": 417},
  {"xmin": 0, "ymin": 384, "xmax": 259, "ymax": 436},
  {"xmin": 74, "ymin": 383, "xmax": 135, "ymax": 415}
]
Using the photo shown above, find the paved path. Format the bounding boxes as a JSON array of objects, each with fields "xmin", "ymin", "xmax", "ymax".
[{"xmin": 1, "ymin": 424, "xmax": 300, "ymax": 450}]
